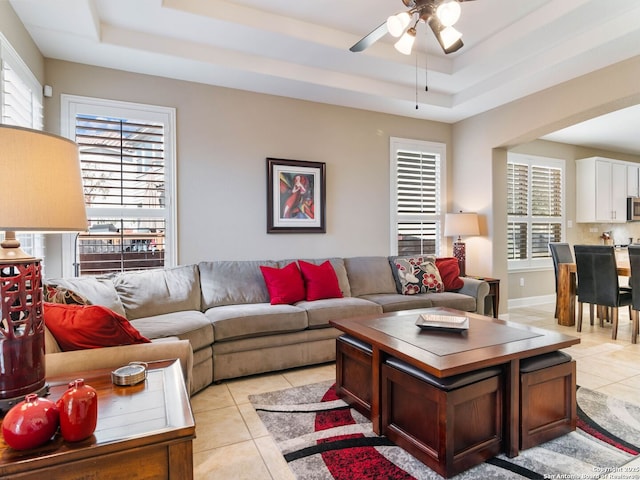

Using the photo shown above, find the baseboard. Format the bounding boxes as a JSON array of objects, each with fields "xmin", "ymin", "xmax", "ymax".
[{"xmin": 507, "ymin": 294, "xmax": 555, "ymax": 310}]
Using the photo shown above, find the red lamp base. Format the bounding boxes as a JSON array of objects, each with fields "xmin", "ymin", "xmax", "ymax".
[
  {"xmin": 453, "ymin": 241, "xmax": 467, "ymax": 277},
  {"xmin": 0, "ymin": 260, "xmax": 46, "ymax": 411}
]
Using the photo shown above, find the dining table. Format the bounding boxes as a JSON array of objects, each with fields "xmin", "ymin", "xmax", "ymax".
[{"xmin": 556, "ymin": 260, "xmax": 631, "ymax": 326}]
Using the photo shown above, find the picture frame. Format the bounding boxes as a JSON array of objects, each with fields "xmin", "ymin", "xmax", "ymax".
[{"xmin": 267, "ymin": 158, "xmax": 326, "ymax": 233}]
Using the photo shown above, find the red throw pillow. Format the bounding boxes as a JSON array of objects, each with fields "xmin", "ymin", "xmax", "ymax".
[
  {"xmin": 436, "ymin": 257, "xmax": 464, "ymax": 291},
  {"xmin": 43, "ymin": 302, "xmax": 150, "ymax": 351},
  {"xmin": 259, "ymin": 262, "xmax": 306, "ymax": 305},
  {"xmin": 298, "ymin": 260, "xmax": 343, "ymax": 301}
]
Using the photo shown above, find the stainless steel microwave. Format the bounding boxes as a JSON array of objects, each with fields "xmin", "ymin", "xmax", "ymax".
[{"xmin": 628, "ymin": 197, "xmax": 640, "ymax": 221}]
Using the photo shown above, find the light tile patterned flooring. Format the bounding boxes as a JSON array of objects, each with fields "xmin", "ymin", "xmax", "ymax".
[{"xmin": 191, "ymin": 302, "xmax": 640, "ymax": 480}]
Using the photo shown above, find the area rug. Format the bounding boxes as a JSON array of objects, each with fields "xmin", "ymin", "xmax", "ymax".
[{"xmin": 249, "ymin": 381, "xmax": 640, "ymax": 479}]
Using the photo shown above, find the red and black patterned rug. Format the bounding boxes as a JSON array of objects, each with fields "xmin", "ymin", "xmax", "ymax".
[{"xmin": 249, "ymin": 380, "xmax": 640, "ymax": 479}]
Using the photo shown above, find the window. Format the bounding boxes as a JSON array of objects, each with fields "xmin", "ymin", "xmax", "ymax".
[
  {"xmin": 61, "ymin": 95, "xmax": 176, "ymax": 276},
  {"xmin": 390, "ymin": 138, "xmax": 446, "ymax": 256},
  {"xmin": 507, "ymin": 153, "xmax": 564, "ymax": 270},
  {"xmin": 0, "ymin": 33, "xmax": 44, "ymax": 261}
]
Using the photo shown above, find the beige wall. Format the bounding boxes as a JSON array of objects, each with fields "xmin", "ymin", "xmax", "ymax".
[
  {"xmin": 453, "ymin": 56, "xmax": 640, "ymax": 312},
  {"xmin": 43, "ymin": 59, "xmax": 452, "ymax": 274},
  {"xmin": 0, "ymin": 2, "xmax": 43, "ymax": 83}
]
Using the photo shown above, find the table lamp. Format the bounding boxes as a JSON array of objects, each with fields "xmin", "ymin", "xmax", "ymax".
[
  {"xmin": 444, "ymin": 212, "xmax": 479, "ymax": 277},
  {"xmin": 0, "ymin": 125, "xmax": 87, "ymax": 411}
]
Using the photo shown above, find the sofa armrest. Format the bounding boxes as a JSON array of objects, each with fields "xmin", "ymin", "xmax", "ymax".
[
  {"xmin": 45, "ymin": 339, "xmax": 195, "ymax": 395},
  {"xmin": 458, "ymin": 277, "xmax": 491, "ymax": 315}
]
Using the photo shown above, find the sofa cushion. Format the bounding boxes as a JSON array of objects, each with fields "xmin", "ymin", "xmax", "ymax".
[
  {"xmin": 44, "ymin": 276, "xmax": 126, "ymax": 317},
  {"xmin": 426, "ymin": 292, "xmax": 476, "ymax": 312},
  {"xmin": 359, "ymin": 293, "xmax": 434, "ymax": 313},
  {"xmin": 44, "ymin": 326, "xmax": 61, "ymax": 354},
  {"xmin": 114, "ymin": 264, "xmax": 201, "ymax": 320},
  {"xmin": 298, "ymin": 260, "xmax": 343, "ymax": 301},
  {"xmin": 297, "ymin": 297, "xmax": 382, "ymax": 328},
  {"xmin": 344, "ymin": 257, "xmax": 398, "ymax": 297},
  {"xmin": 130, "ymin": 311, "xmax": 214, "ymax": 351},
  {"xmin": 199, "ymin": 260, "xmax": 277, "ymax": 309},
  {"xmin": 204, "ymin": 303, "xmax": 308, "ymax": 341},
  {"xmin": 393, "ymin": 256, "xmax": 444, "ymax": 294},
  {"xmin": 259, "ymin": 262, "xmax": 306, "ymax": 305},
  {"xmin": 43, "ymin": 302, "xmax": 150, "ymax": 351},
  {"xmin": 435, "ymin": 257, "xmax": 464, "ymax": 291}
]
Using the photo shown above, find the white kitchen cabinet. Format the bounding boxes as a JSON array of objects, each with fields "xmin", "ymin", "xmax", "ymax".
[
  {"xmin": 576, "ymin": 157, "xmax": 628, "ymax": 223},
  {"xmin": 628, "ymin": 164, "xmax": 640, "ymax": 197}
]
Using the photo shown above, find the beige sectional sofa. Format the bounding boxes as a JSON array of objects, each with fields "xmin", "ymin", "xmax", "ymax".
[{"xmin": 44, "ymin": 256, "xmax": 490, "ymax": 396}]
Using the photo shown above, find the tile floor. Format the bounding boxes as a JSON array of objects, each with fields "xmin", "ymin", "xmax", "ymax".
[{"xmin": 190, "ymin": 302, "xmax": 640, "ymax": 479}]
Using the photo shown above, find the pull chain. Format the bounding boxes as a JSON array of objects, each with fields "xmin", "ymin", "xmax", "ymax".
[
  {"xmin": 415, "ymin": 49, "xmax": 419, "ymax": 110},
  {"xmin": 425, "ymin": 45, "xmax": 429, "ymax": 91},
  {"xmin": 425, "ymin": 28, "xmax": 429, "ymax": 92}
]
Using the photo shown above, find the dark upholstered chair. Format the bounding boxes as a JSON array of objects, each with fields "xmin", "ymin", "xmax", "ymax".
[
  {"xmin": 549, "ymin": 242, "xmax": 575, "ymax": 319},
  {"xmin": 627, "ymin": 245, "xmax": 640, "ymax": 344},
  {"xmin": 573, "ymin": 245, "xmax": 632, "ymax": 339}
]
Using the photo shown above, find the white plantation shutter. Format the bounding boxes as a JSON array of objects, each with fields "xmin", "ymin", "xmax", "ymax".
[
  {"xmin": 391, "ymin": 138, "xmax": 445, "ymax": 256},
  {"xmin": 2, "ymin": 62, "xmax": 39, "ymax": 126},
  {"xmin": 507, "ymin": 163, "xmax": 528, "ymax": 261},
  {"xmin": 76, "ymin": 115, "xmax": 165, "ymax": 210},
  {"xmin": 0, "ymin": 34, "xmax": 45, "ymax": 262},
  {"xmin": 62, "ymin": 95, "xmax": 176, "ymax": 275},
  {"xmin": 531, "ymin": 165, "xmax": 562, "ymax": 258},
  {"xmin": 507, "ymin": 154, "xmax": 564, "ymax": 269}
]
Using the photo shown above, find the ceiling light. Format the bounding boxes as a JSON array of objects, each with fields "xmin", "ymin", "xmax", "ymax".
[
  {"xmin": 436, "ymin": 1, "xmax": 461, "ymax": 27},
  {"xmin": 386, "ymin": 12, "xmax": 412, "ymax": 38},
  {"xmin": 394, "ymin": 27, "xmax": 417, "ymax": 55},
  {"xmin": 429, "ymin": 18, "xmax": 464, "ymax": 54},
  {"xmin": 439, "ymin": 26, "xmax": 462, "ymax": 49}
]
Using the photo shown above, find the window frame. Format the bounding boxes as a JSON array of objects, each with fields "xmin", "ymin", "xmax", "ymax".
[
  {"xmin": 389, "ymin": 137, "xmax": 447, "ymax": 257},
  {"xmin": 60, "ymin": 94, "xmax": 177, "ymax": 277},
  {"xmin": 507, "ymin": 152, "xmax": 565, "ymax": 271}
]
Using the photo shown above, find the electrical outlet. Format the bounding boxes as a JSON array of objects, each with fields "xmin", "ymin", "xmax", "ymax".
[
  {"xmin": 519, "ymin": 277, "xmax": 525, "ymax": 287},
  {"xmin": 567, "ymin": 220, "xmax": 573, "ymax": 228}
]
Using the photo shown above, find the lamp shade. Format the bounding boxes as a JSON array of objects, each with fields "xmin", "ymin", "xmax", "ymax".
[
  {"xmin": 387, "ymin": 12, "xmax": 411, "ymax": 38},
  {"xmin": 0, "ymin": 125, "xmax": 87, "ymax": 232},
  {"xmin": 436, "ymin": 1, "xmax": 461, "ymax": 27},
  {"xmin": 394, "ymin": 27, "xmax": 416, "ymax": 55},
  {"xmin": 444, "ymin": 212, "xmax": 479, "ymax": 237}
]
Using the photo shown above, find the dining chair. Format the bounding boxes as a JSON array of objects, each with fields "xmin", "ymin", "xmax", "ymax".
[
  {"xmin": 548, "ymin": 242, "xmax": 576, "ymax": 319},
  {"xmin": 627, "ymin": 245, "xmax": 640, "ymax": 344},
  {"xmin": 573, "ymin": 245, "xmax": 632, "ymax": 339}
]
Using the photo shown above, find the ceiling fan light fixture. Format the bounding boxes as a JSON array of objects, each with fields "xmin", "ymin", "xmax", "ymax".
[
  {"xmin": 387, "ymin": 12, "xmax": 412, "ymax": 38},
  {"xmin": 439, "ymin": 26, "xmax": 462, "ymax": 49},
  {"xmin": 436, "ymin": 1, "xmax": 461, "ymax": 27},
  {"xmin": 429, "ymin": 18, "xmax": 464, "ymax": 54},
  {"xmin": 394, "ymin": 27, "xmax": 416, "ymax": 55}
]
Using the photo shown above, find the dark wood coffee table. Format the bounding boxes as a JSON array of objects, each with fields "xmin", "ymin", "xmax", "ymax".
[
  {"xmin": 0, "ymin": 359, "xmax": 195, "ymax": 479},
  {"xmin": 330, "ymin": 308, "xmax": 580, "ymax": 458}
]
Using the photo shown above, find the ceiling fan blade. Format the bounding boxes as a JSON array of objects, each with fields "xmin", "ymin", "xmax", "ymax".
[{"xmin": 350, "ymin": 22, "xmax": 388, "ymax": 52}]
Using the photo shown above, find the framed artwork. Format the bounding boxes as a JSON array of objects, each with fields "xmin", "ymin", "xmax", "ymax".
[{"xmin": 267, "ymin": 158, "xmax": 326, "ymax": 233}]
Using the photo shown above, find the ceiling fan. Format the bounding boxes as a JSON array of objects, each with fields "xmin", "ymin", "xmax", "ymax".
[{"xmin": 350, "ymin": 0, "xmax": 475, "ymax": 55}]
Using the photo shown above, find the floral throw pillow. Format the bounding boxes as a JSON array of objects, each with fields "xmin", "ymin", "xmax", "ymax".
[
  {"xmin": 394, "ymin": 257, "xmax": 444, "ymax": 295},
  {"xmin": 43, "ymin": 284, "xmax": 91, "ymax": 305}
]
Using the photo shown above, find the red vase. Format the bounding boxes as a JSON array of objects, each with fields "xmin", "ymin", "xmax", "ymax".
[
  {"xmin": 2, "ymin": 393, "xmax": 60, "ymax": 450},
  {"xmin": 57, "ymin": 379, "xmax": 98, "ymax": 442}
]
